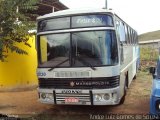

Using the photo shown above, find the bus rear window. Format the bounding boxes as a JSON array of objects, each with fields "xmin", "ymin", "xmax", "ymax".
[{"xmin": 72, "ymin": 15, "xmax": 113, "ymax": 28}]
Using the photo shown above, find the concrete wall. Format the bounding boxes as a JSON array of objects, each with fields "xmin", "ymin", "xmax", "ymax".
[{"xmin": 0, "ymin": 36, "xmax": 38, "ymax": 91}]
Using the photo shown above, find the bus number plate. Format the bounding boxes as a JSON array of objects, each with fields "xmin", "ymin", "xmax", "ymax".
[{"xmin": 65, "ymin": 97, "xmax": 79, "ymax": 103}]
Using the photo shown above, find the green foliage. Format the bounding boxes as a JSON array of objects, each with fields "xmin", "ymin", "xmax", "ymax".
[
  {"xmin": 0, "ymin": 40, "xmax": 3, "ymax": 60},
  {"xmin": 140, "ymin": 47, "xmax": 158, "ymax": 61},
  {"xmin": 0, "ymin": 0, "xmax": 39, "ymax": 61},
  {"xmin": 140, "ymin": 47, "xmax": 158, "ymax": 72},
  {"xmin": 138, "ymin": 30, "xmax": 160, "ymax": 41}
]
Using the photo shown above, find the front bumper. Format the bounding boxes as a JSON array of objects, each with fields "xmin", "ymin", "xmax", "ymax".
[
  {"xmin": 38, "ymin": 87, "xmax": 121, "ymax": 105},
  {"xmin": 150, "ymin": 95, "xmax": 160, "ymax": 115}
]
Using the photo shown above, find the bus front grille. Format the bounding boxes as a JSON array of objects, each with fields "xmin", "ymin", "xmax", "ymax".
[
  {"xmin": 55, "ymin": 92, "xmax": 91, "ymax": 105},
  {"xmin": 39, "ymin": 76, "xmax": 120, "ymax": 89},
  {"xmin": 54, "ymin": 71, "xmax": 91, "ymax": 78}
]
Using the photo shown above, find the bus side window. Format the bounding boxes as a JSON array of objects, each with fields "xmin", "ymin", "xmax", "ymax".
[
  {"xmin": 120, "ymin": 43, "xmax": 124, "ymax": 64},
  {"xmin": 116, "ymin": 20, "xmax": 124, "ymax": 64},
  {"xmin": 124, "ymin": 24, "xmax": 128, "ymax": 44},
  {"xmin": 118, "ymin": 21, "xmax": 126, "ymax": 43}
]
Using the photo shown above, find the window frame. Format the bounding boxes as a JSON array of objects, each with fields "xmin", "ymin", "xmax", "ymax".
[{"xmin": 37, "ymin": 14, "xmax": 114, "ymax": 32}]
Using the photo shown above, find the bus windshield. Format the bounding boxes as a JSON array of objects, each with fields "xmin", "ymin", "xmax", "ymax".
[{"xmin": 38, "ymin": 30, "xmax": 118, "ymax": 68}]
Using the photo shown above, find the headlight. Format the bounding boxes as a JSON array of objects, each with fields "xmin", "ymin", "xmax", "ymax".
[
  {"xmin": 94, "ymin": 94, "xmax": 103, "ymax": 101},
  {"xmin": 94, "ymin": 94, "xmax": 111, "ymax": 101},
  {"xmin": 47, "ymin": 93, "xmax": 54, "ymax": 100},
  {"xmin": 40, "ymin": 93, "xmax": 54, "ymax": 100},
  {"xmin": 103, "ymin": 94, "xmax": 110, "ymax": 100},
  {"xmin": 40, "ymin": 93, "xmax": 46, "ymax": 99},
  {"xmin": 156, "ymin": 100, "xmax": 160, "ymax": 112}
]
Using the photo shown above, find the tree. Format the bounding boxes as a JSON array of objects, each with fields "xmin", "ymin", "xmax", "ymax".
[{"xmin": 0, "ymin": 0, "xmax": 39, "ymax": 61}]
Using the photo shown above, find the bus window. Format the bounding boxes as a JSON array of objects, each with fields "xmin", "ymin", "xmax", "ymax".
[
  {"xmin": 38, "ymin": 17, "xmax": 70, "ymax": 32},
  {"xmin": 72, "ymin": 15, "xmax": 114, "ymax": 28},
  {"xmin": 116, "ymin": 20, "xmax": 126, "ymax": 43},
  {"xmin": 124, "ymin": 24, "xmax": 128, "ymax": 44},
  {"xmin": 40, "ymin": 36, "xmax": 48, "ymax": 63},
  {"xmin": 39, "ymin": 33, "xmax": 70, "ymax": 67},
  {"xmin": 127, "ymin": 27, "xmax": 131, "ymax": 44},
  {"xmin": 72, "ymin": 31, "xmax": 118, "ymax": 66}
]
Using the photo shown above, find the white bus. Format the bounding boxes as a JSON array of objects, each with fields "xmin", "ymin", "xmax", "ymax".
[{"xmin": 37, "ymin": 8, "xmax": 140, "ymax": 105}]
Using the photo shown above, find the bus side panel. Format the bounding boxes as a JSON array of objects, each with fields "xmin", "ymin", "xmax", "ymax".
[
  {"xmin": 119, "ymin": 71, "xmax": 126, "ymax": 97},
  {"xmin": 120, "ymin": 45, "xmax": 137, "ymax": 87}
]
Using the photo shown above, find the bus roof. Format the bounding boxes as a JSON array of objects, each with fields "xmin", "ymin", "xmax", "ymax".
[{"xmin": 37, "ymin": 8, "xmax": 114, "ymax": 20}]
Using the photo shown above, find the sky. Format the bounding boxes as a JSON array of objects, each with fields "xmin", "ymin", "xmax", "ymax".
[{"xmin": 60, "ymin": 0, "xmax": 160, "ymax": 35}]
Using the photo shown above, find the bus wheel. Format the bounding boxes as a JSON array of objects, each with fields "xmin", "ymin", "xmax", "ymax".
[
  {"xmin": 133, "ymin": 66, "xmax": 138, "ymax": 80},
  {"xmin": 119, "ymin": 79, "xmax": 127, "ymax": 105},
  {"xmin": 133, "ymin": 74, "xmax": 137, "ymax": 80}
]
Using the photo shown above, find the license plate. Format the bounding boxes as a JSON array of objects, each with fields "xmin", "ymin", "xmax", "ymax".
[{"xmin": 65, "ymin": 97, "xmax": 79, "ymax": 103}]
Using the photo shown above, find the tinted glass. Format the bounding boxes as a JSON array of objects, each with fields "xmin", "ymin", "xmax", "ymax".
[
  {"xmin": 72, "ymin": 31, "xmax": 118, "ymax": 67},
  {"xmin": 38, "ymin": 15, "xmax": 113, "ymax": 32},
  {"xmin": 38, "ymin": 31, "xmax": 118, "ymax": 68},
  {"xmin": 72, "ymin": 15, "xmax": 113, "ymax": 28},
  {"xmin": 38, "ymin": 17, "xmax": 70, "ymax": 32},
  {"xmin": 39, "ymin": 33, "xmax": 70, "ymax": 67}
]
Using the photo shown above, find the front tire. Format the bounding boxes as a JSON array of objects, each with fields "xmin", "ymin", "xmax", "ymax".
[
  {"xmin": 133, "ymin": 64, "xmax": 139, "ymax": 80},
  {"xmin": 119, "ymin": 78, "xmax": 127, "ymax": 105},
  {"xmin": 133, "ymin": 74, "xmax": 137, "ymax": 80}
]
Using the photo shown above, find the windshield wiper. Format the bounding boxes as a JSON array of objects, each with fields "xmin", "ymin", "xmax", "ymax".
[
  {"xmin": 48, "ymin": 57, "xmax": 96, "ymax": 71},
  {"xmin": 76, "ymin": 56, "xmax": 96, "ymax": 71},
  {"xmin": 48, "ymin": 58, "xmax": 69, "ymax": 71}
]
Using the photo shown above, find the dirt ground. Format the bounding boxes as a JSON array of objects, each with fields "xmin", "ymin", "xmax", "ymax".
[{"xmin": 0, "ymin": 71, "xmax": 153, "ymax": 120}]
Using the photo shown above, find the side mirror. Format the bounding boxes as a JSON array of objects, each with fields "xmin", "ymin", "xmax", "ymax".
[
  {"xmin": 149, "ymin": 67, "xmax": 156, "ymax": 79},
  {"xmin": 149, "ymin": 67, "xmax": 155, "ymax": 74}
]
